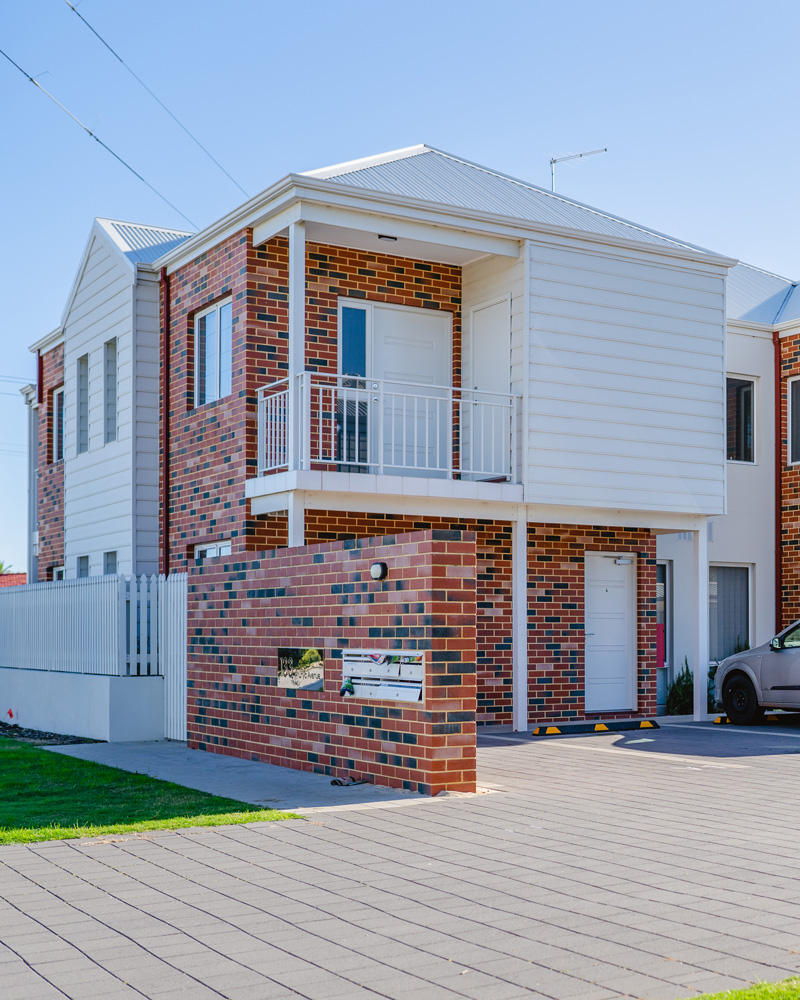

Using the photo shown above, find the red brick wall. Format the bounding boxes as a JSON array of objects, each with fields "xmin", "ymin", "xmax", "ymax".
[
  {"xmin": 37, "ymin": 344, "xmax": 65, "ymax": 580},
  {"xmin": 162, "ymin": 230, "xmax": 289, "ymax": 572},
  {"xmin": 304, "ymin": 511, "xmax": 513, "ymax": 725},
  {"xmin": 187, "ymin": 529, "xmax": 477, "ymax": 794},
  {"xmin": 163, "ymin": 234, "xmax": 462, "ymax": 571},
  {"xmin": 779, "ymin": 332, "xmax": 800, "ymax": 624},
  {"xmin": 527, "ymin": 524, "xmax": 658, "ymax": 723}
]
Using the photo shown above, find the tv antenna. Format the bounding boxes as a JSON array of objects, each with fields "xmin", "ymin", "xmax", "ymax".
[{"xmin": 549, "ymin": 148, "xmax": 607, "ymax": 192}]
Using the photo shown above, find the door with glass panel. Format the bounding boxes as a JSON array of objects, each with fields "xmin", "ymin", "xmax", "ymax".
[{"xmin": 338, "ymin": 302, "xmax": 452, "ymax": 477}]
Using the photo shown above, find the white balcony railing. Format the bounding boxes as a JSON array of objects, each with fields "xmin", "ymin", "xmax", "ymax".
[{"xmin": 257, "ymin": 373, "xmax": 520, "ymax": 482}]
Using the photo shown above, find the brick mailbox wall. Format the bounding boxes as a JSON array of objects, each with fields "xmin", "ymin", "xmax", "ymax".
[{"xmin": 187, "ymin": 528, "xmax": 477, "ymax": 794}]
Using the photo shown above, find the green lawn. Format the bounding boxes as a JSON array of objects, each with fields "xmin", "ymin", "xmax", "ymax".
[
  {"xmin": 0, "ymin": 737, "xmax": 297, "ymax": 843},
  {"xmin": 690, "ymin": 980, "xmax": 800, "ymax": 999}
]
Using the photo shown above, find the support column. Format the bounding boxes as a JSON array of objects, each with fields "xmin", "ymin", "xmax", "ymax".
[
  {"xmin": 512, "ymin": 507, "xmax": 529, "ymax": 732},
  {"xmin": 288, "ymin": 491, "xmax": 306, "ymax": 548},
  {"xmin": 287, "ymin": 220, "xmax": 305, "ymax": 471},
  {"xmin": 691, "ymin": 524, "xmax": 709, "ymax": 721}
]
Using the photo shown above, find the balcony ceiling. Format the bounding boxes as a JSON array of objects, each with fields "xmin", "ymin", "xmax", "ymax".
[{"xmin": 282, "ymin": 220, "xmax": 495, "ymax": 266}]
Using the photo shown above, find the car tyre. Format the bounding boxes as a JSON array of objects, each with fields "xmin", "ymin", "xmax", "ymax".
[{"xmin": 722, "ymin": 674, "xmax": 765, "ymax": 725}]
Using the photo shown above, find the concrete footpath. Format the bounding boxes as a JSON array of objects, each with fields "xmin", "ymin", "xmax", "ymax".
[{"xmin": 2, "ymin": 723, "xmax": 800, "ymax": 999}]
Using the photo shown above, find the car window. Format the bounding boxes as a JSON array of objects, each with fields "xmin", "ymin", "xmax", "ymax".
[{"xmin": 784, "ymin": 626, "xmax": 800, "ymax": 648}]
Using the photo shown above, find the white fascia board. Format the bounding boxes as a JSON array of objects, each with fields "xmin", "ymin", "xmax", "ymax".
[
  {"xmin": 525, "ymin": 502, "xmax": 713, "ymax": 530},
  {"xmin": 727, "ymin": 319, "xmax": 775, "ymax": 337},
  {"xmin": 20, "ymin": 383, "xmax": 36, "ymax": 404},
  {"xmin": 157, "ymin": 172, "xmax": 737, "ymax": 276},
  {"xmin": 777, "ymin": 319, "xmax": 800, "ymax": 337},
  {"xmin": 526, "ymin": 229, "xmax": 736, "ymax": 276},
  {"xmin": 28, "ymin": 326, "xmax": 65, "ymax": 355}
]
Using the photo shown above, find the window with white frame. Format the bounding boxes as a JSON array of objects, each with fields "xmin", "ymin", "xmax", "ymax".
[
  {"xmin": 77, "ymin": 555, "xmax": 89, "ymax": 578},
  {"xmin": 709, "ymin": 565, "xmax": 750, "ymax": 662},
  {"xmin": 77, "ymin": 354, "xmax": 89, "ymax": 454},
  {"xmin": 726, "ymin": 376, "xmax": 754, "ymax": 463},
  {"xmin": 195, "ymin": 299, "xmax": 232, "ymax": 406},
  {"xmin": 104, "ymin": 339, "xmax": 117, "ymax": 444},
  {"xmin": 790, "ymin": 378, "xmax": 800, "ymax": 464},
  {"xmin": 104, "ymin": 551, "xmax": 117, "ymax": 575},
  {"xmin": 194, "ymin": 540, "xmax": 232, "ymax": 559},
  {"xmin": 51, "ymin": 565, "xmax": 65, "ymax": 581},
  {"xmin": 52, "ymin": 387, "xmax": 64, "ymax": 462}
]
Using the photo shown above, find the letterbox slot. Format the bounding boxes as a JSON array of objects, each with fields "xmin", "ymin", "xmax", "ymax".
[{"xmin": 341, "ymin": 649, "xmax": 424, "ymax": 703}]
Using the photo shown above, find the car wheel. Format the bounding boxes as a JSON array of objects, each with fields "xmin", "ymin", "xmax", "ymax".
[{"xmin": 722, "ymin": 674, "xmax": 765, "ymax": 725}]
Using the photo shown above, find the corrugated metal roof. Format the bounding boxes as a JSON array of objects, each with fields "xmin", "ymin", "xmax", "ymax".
[
  {"xmin": 306, "ymin": 145, "xmax": 716, "ymax": 254},
  {"xmin": 726, "ymin": 263, "xmax": 795, "ymax": 324},
  {"xmin": 97, "ymin": 218, "xmax": 193, "ymax": 264}
]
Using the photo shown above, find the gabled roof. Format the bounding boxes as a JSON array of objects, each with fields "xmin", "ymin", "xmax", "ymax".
[
  {"xmin": 96, "ymin": 218, "xmax": 192, "ymax": 264},
  {"xmin": 304, "ymin": 144, "xmax": 718, "ymax": 255}
]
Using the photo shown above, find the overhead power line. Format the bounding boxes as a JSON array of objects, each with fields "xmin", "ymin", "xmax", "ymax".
[
  {"xmin": 0, "ymin": 376, "xmax": 32, "ymax": 383},
  {"xmin": 65, "ymin": 1, "xmax": 249, "ymax": 199},
  {"xmin": 0, "ymin": 46, "xmax": 198, "ymax": 229}
]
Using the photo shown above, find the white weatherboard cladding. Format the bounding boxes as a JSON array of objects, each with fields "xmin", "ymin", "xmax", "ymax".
[
  {"xmin": 63, "ymin": 235, "xmax": 135, "ymax": 576},
  {"xmin": 132, "ymin": 273, "xmax": 161, "ymax": 575},
  {"xmin": 526, "ymin": 240, "xmax": 727, "ymax": 514}
]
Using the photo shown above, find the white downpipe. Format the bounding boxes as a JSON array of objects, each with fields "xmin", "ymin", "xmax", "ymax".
[
  {"xmin": 692, "ymin": 525, "xmax": 710, "ymax": 721},
  {"xmin": 512, "ymin": 506, "xmax": 529, "ymax": 732}
]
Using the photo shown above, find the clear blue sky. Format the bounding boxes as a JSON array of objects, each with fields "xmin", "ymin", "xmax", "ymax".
[{"xmin": 2, "ymin": 0, "xmax": 799, "ymax": 572}]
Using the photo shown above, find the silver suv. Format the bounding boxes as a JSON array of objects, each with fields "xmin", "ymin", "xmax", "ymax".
[{"xmin": 715, "ymin": 621, "xmax": 800, "ymax": 724}]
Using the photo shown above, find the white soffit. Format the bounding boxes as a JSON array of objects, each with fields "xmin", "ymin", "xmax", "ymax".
[{"xmin": 302, "ymin": 221, "xmax": 498, "ymax": 266}]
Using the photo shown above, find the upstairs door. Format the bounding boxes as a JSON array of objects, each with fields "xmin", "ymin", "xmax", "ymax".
[
  {"xmin": 584, "ymin": 552, "xmax": 637, "ymax": 712},
  {"xmin": 464, "ymin": 296, "xmax": 511, "ymax": 480},
  {"xmin": 340, "ymin": 302, "xmax": 451, "ymax": 477}
]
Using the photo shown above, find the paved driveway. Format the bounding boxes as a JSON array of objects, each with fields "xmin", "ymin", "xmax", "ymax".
[{"xmin": 3, "ymin": 723, "xmax": 800, "ymax": 1000}]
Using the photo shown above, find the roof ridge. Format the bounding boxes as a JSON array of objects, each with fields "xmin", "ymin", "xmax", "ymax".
[
  {"xmin": 302, "ymin": 144, "xmax": 430, "ymax": 180},
  {"xmin": 97, "ymin": 217, "xmax": 193, "ymax": 235}
]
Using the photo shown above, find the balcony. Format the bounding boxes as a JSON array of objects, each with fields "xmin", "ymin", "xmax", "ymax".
[{"xmin": 256, "ymin": 373, "xmax": 521, "ymax": 484}]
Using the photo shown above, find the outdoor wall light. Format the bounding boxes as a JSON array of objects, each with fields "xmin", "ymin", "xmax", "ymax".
[
  {"xmin": 377, "ymin": 234, "xmax": 397, "ymax": 242},
  {"xmin": 370, "ymin": 561, "xmax": 388, "ymax": 580}
]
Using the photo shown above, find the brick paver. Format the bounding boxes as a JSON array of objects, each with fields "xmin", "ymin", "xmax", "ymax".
[{"xmin": 4, "ymin": 723, "xmax": 800, "ymax": 998}]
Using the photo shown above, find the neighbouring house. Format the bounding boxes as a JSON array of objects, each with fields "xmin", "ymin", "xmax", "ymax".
[
  {"xmin": 22, "ymin": 218, "xmax": 191, "ymax": 583},
  {"xmin": 0, "ymin": 574, "xmax": 26, "ymax": 588},
  {"xmin": 9, "ymin": 143, "xmax": 800, "ymax": 792},
  {"xmin": 1, "ymin": 219, "xmax": 192, "ymax": 743}
]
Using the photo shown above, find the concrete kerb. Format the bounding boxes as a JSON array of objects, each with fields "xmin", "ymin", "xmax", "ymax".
[{"xmin": 45, "ymin": 740, "xmax": 491, "ymax": 814}]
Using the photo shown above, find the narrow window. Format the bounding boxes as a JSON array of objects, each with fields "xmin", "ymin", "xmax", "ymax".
[
  {"xmin": 791, "ymin": 379, "xmax": 800, "ymax": 464},
  {"xmin": 52, "ymin": 387, "xmax": 64, "ymax": 462},
  {"xmin": 77, "ymin": 555, "xmax": 89, "ymax": 578},
  {"xmin": 709, "ymin": 565, "xmax": 749, "ymax": 661},
  {"xmin": 104, "ymin": 339, "xmax": 117, "ymax": 443},
  {"xmin": 195, "ymin": 299, "xmax": 232, "ymax": 406},
  {"xmin": 104, "ymin": 551, "xmax": 117, "ymax": 575},
  {"xmin": 51, "ymin": 565, "xmax": 65, "ymax": 581},
  {"xmin": 77, "ymin": 354, "xmax": 89, "ymax": 454},
  {"xmin": 194, "ymin": 539, "xmax": 231, "ymax": 559},
  {"xmin": 726, "ymin": 377, "xmax": 754, "ymax": 462},
  {"xmin": 340, "ymin": 306, "xmax": 367, "ymax": 377}
]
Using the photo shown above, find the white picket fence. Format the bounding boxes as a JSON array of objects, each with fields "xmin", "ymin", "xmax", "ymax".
[{"xmin": 0, "ymin": 573, "xmax": 188, "ymax": 739}]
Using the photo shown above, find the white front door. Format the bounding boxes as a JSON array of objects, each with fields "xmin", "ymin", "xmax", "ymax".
[
  {"xmin": 584, "ymin": 553, "xmax": 637, "ymax": 712},
  {"xmin": 371, "ymin": 304, "xmax": 451, "ymax": 476}
]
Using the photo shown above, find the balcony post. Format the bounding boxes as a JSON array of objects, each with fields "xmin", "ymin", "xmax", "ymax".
[{"xmin": 288, "ymin": 220, "xmax": 305, "ymax": 471}]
